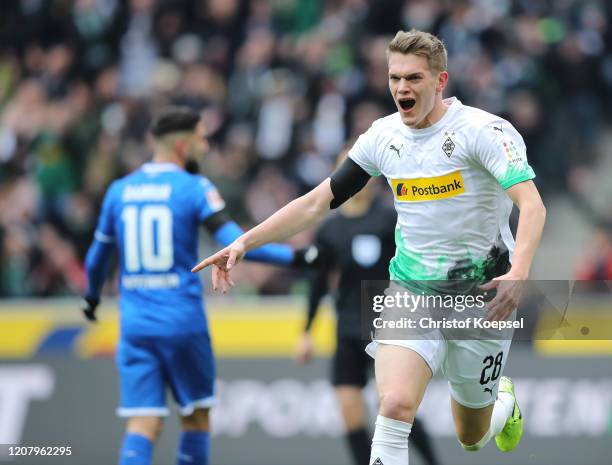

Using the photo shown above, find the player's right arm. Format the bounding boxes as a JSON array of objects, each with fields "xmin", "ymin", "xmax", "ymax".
[
  {"xmin": 197, "ymin": 177, "xmax": 324, "ymax": 267},
  {"xmin": 192, "ymin": 179, "xmax": 333, "ymax": 289},
  {"xmin": 192, "ymin": 159, "xmax": 372, "ymax": 291}
]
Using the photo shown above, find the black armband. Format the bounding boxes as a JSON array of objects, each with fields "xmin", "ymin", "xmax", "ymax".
[
  {"xmin": 202, "ymin": 210, "xmax": 231, "ymax": 234},
  {"xmin": 329, "ymin": 158, "xmax": 371, "ymax": 209}
]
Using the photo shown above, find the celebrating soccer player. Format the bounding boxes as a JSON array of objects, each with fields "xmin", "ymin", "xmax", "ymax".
[
  {"xmin": 194, "ymin": 29, "xmax": 546, "ymax": 465},
  {"xmin": 295, "ymin": 151, "xmax": 441, "ymax": 465},
  {"xmin": 81, "ymin": 106, "xmax": 314, "ymax": 465}
]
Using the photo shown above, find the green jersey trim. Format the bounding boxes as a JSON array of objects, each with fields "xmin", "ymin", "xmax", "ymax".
[{"xmin": 499, "ymin": 166, "xmax": 536, "ymax": 190}]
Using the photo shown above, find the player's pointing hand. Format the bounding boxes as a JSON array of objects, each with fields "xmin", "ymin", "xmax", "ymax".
[
  {"xmin": 191, "ymin": 240, "xmax": 246, "ymax": 272},
  {"xmin": 191, "ymin": 240, "xmax": 246, "ymax": 292}
]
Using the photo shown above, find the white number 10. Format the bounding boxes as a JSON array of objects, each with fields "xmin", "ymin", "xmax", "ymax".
[{"xmin": 122, "ymin": 205, "xmax": 174, "ymax": 272}]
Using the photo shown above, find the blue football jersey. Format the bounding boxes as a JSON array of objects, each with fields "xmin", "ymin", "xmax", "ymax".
[{"xmin": 94, "ymin": 163, "xmax": 225, "ymax": 335}]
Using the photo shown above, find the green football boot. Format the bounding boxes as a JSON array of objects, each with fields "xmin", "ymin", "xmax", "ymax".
[{"xmin": 495, "ymin": 376, "xmax": 523, "ymax": 452}]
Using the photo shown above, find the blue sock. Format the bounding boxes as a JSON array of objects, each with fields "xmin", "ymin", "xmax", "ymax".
[
  {"xmin": 119, "ymin": 433, "xmax": 153, "ymax": 465},
  {"xmin": 177, "ymin": 431, "xmax": 209, "ymax": 465}
]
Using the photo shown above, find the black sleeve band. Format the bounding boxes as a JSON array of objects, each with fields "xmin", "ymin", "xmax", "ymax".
[
  {"xmin": 202, "ymin": 210, "xmax": 231, "ymax": 234},
  {"xmin": 329, "ymin": 157, "xmax": 371, "ymax": 209}
]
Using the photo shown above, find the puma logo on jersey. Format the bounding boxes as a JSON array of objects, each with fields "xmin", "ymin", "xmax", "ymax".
[
  {"xmin": 392, "ymin": 171, "xmax": 465, "ymax": 202},
  {"xmin": 493, "ymin": 125, "xmax": 504, "ymax": 133},
  {"xmin": 389, "ymin": 144, "xmax": 403, "ymax": 158},
  {"xmin": 484, "ymin": 386, "xmax": 494, "ymax": 396}
]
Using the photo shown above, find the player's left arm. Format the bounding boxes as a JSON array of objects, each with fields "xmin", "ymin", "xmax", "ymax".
[
  {"xmin": 505, "ymin": 181, "xmax": 546, "ymax": 279},
  {"xmin": 482, "ymin": 180, "xmax": 546, "ymax": 321},
  {"xmin": 474, "ymin": 122, "xmax": 546, "ymax": 320}
]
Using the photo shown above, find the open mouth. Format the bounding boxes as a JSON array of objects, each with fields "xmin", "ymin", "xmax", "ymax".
[{"xmin": 398, "ymin": 98, "xmax": 416, "ymax": 112}]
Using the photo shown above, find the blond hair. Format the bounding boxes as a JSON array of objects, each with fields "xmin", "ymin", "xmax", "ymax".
[{"xmin": 387, "ymin": 29, "xmax": 447, "ymax": 73}]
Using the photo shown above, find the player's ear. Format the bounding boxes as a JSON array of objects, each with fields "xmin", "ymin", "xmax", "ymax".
[{"xmin": 437, "ymin": 71, "xmax": 449, "ymax": 93}]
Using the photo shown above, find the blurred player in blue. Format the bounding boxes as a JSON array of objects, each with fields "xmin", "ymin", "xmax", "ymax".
[{"xmin": 81, "ymin": 106, "xmax": 314, "ymax": 465}]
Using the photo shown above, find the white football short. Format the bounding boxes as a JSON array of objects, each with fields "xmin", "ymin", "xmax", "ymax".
[
  {"xmin": 366, "ymin": 337, "xmax": 512, "ymax": 409},
  {"xmin": 366, "ymin": 283, "xmax": 514, "ymax": 409}
]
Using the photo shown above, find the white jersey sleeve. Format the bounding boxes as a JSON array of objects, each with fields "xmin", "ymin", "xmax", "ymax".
[
  {"xmin": 348, "ymin": 125, "xmax": 382, "ymax": 177},
  {"xmin": 473, "ymin": 121, "xmax": 535, "ymax": 190}
]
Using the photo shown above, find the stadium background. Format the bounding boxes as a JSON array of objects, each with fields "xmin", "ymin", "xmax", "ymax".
[{"xmin": 0, "ymin": 0, "xmax": 611, "ymax": 464}]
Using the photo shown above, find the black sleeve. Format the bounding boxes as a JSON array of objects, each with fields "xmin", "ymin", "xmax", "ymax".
[
  {"xmin": 329, "ymin": 158, "xmax": 371, "ymax": 209},
  {"xmin": 304, "ymin": 233, "xmax": 333, "ymax": 332},
  {"xmin": 202, "ymin": 210, "xmax": 232, "ymax": 234},
  {"xmin": 304, "ymin": 265, "xmax": 330, "ymax": 332}
]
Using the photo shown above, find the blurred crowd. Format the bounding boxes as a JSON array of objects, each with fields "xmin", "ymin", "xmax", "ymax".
[{"xmin": 0, "ymin": 0, "xmax": 611, "ymax": 297}]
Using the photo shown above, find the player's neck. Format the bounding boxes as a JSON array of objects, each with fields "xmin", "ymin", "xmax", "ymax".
[
  {"xmin": 414, "ymin": 96, "xmax": 448, "ymax": 129},
  {"xmin": 152, "ymin": 151, "xmax": 185, "ymax": 169}
]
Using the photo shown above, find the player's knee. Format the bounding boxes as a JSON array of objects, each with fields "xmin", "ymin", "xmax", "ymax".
[
  {"xmin": 126, "ymin": 416, "xmax": 164, "ymax": 442},
  {"xmin": 181, "ymin": 408, "xmax": 210, "ymax": 431},
  {"xmin": 378, "ymin": 391, "xmax": 417, "ymax": 422}
]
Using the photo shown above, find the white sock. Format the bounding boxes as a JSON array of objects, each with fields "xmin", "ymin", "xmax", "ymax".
[
  {"xmin": 460, "ymin": 391, "xmax": 514, "ymax": 451},
  {"xmin": 370, "ymin": 415, "xmax": 412, "ymax": 465}
]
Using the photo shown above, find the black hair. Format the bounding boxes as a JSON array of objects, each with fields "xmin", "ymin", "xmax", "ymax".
[{"xmin": 150, "ymin": 106, "xmax": 201, "ymax": 137}]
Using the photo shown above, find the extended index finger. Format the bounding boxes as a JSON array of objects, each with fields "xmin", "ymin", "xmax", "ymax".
[
  {"xmin": 191, "ymin": 257, "xmax": 214, "ymax": 273},
  {"xmin": 191, "ymin": 250, "xmax": 226, "ymax": 273}
]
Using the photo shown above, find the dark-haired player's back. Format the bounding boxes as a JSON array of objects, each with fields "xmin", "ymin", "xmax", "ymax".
[{"xmin": 97, "ymin": 163, "xmax": 222, "ymax": 336}]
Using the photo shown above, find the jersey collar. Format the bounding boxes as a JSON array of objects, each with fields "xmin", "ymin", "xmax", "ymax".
[
  {"xmin": 402, "ymin": 97, "xmax": 462, "ymax": 138},
  {"xmin": 141, "ymin": 162, "xmax": 182, "ymax": 173}
]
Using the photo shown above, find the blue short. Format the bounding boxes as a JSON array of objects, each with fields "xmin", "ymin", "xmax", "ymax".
[{"xmin": 116, "ymin": 331, "xmax": 215, "ymax": 417}]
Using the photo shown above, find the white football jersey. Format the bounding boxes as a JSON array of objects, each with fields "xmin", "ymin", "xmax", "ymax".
[{"xmin": 349, "ymin": 97, "xmax": 535, "ymax": 285}]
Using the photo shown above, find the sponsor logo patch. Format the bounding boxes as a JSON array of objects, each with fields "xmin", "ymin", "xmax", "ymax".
[
  {"xmin": 391, "ymin": 171, "xmax": 465, "ymax": 201},
  {"xmin": 205, "ymin": 188, "xmax": 226, "ymax": 212},
  {"xmin": 502, "ymin": 140, "xmax": 525, "ymax": 164}
]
